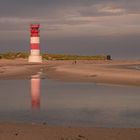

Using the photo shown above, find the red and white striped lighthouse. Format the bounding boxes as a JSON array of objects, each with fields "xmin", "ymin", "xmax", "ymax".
[{"xmin": 28, "ymin": 24, "xmax": 42, "ymax": 63}]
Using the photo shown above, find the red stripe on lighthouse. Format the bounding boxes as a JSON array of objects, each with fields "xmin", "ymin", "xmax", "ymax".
[{"xmin": 31, "ymin": 44, "xmax": 40, "ymax": 49}]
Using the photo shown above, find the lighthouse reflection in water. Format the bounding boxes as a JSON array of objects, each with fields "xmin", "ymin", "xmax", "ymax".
[
  {"xmin": 31, "ymin": 74, "xmax": 40, "ymax": 110},
  {"xmin": 0, "ymin": 75, "xmax": 140, "ymax": 127}
]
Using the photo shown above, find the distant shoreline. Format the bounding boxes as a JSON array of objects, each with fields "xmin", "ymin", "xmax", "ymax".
[{"xmin": 0, "ymin": 52, "xmax": 108, "ymax": 60}]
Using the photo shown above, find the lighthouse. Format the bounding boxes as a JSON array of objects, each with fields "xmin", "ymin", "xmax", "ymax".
[{"xmin": 28, "ymin": 24, "xmax": 42, "ymax": 63}]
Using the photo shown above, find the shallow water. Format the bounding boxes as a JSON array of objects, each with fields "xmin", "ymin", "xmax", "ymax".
[
  {"xmin": 126, "ymin": 64, "xmax": 140, "ymax": 70},
  {"xmin": 0, "ymin": 77, "xmax": 140, "ymax": 128}
]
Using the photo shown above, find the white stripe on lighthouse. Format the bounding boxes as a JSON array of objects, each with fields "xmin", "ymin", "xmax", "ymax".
[
  {"xmin": 30, "ymin": 37, "xmax": 40, "ymax": 44},
  {"xmin": 31, "ymin": 50, "xmax": 40, "ymax": 56}
]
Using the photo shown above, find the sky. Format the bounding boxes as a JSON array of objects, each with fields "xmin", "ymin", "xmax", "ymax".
[{"xmin": 0, "ymin": 0, "xmax": 140, "ymax": 59}]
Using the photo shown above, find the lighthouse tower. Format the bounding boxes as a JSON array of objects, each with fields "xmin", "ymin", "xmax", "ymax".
[{"xmin": 28, "ymin": 24, "xmax": 42, "ymax": 63}]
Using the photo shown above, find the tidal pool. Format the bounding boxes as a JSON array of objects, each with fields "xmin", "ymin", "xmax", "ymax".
[{"xmin": 0, "ymin": 77, "xmax": 140, "ymax": 128}]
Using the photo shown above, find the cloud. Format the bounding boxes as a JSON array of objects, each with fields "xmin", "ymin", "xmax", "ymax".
[
  {"xmin": 0, "ymin": 0, "xmax": 139, "ymax": 17},
  {"xmin": 0, "ymin": 0, "xmax": 140, "ymax": 59},
  {"xmin": 97, "ymin": 5, "xmax": 125, "ymax": 14}
]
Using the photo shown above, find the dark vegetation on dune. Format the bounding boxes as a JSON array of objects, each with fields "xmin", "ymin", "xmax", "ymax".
[{"xmin": 0, "ymin": 52, "xmax": 110, "ymax": 60}]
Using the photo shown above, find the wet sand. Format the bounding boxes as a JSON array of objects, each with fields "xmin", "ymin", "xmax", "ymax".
[
  {"xmin": 0, "ymin": 122, "xmax": 140, "ymax": 140},
  {"xmin": 46, "ymin": 60, "xmax": 140, "ymax": 86},
  {"xmin": 0, "ymin": 59, "xmax": 44, "ymax": 79},
  {"xmin": 1, "ymin": 59, "xmax": 140, "ymax": 86}
]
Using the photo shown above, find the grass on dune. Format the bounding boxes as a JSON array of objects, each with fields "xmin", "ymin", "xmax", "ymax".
[
  {"xmin": 42, "ymin": 54, "xmax": 107, "ymax": 60},
  {"xmin": 0, "ymin": 52, "xmax": 109, "ymax": 60}
]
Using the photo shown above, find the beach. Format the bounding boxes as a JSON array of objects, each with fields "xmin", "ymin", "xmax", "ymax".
[
  {"xmin": 0, "ymin": 122, "xmax": 140, "ymax": 140},
  {"xmin": 45, "ymin": 60, "xmax": 140, "ymax": 86},
  {"xmin": 1, "ymin": 59, "xmax": 140, "ymax": 139},
  {"xmin": 1, "ymin": 59, "xmax": 140, "ymax": 86}
]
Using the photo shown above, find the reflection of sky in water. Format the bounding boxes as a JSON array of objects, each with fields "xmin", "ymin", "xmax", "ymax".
[{"xmin": 0, "ymin": 79, "xmax": 140, "ymax": 127}]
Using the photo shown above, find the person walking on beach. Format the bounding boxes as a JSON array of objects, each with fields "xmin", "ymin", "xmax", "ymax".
[{"xmin": 73, "ymin": 60, "xmax": 77, "ymax": 64}]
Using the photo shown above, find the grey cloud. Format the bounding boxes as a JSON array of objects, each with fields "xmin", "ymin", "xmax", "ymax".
[
  {"xmin": 0, "ymin": 0, "xmax": 140, "ymax": 17},
  {"xmin": 0, "ymin": 15, "xmax": 97, "ymax": 33},
  {"xmin": 78, "ymin": 0, "xmax": 140, "ymax": 17}
]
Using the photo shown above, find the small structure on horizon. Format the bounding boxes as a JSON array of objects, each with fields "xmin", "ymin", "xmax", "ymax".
[
  {"xmin": 28, "ymin": 24, "xmax": 42, "ymax": 63},
  {"xmin": 107, "ymin": 55, "xmax": 112, "ymax": 60}
]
